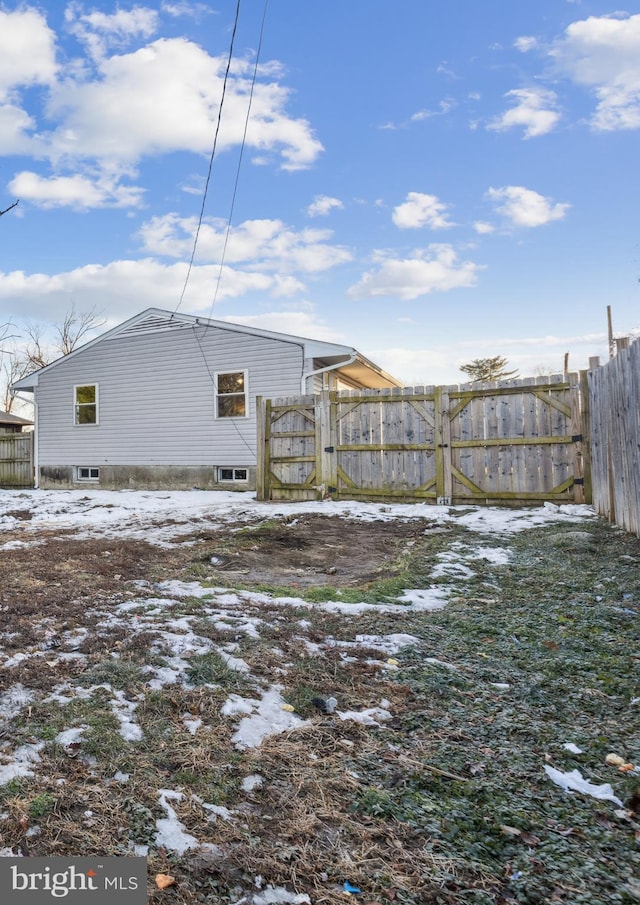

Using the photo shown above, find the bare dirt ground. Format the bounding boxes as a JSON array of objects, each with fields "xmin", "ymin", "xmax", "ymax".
[{"xmin": 0, "ymin": 502, "xmax": 639, "ymax": 905}]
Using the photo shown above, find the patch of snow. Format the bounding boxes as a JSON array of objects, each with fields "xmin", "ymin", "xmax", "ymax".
[
  {"xmin": 0, "ymin": 489, "xmax": 595, "ymax": 549},
  {"xmin": 476, "ymin": 547, "xmax": 511, "ymax": 564},
  {"xmin": 224, "ymin": 687, "xmax": 307, "ymax": 749},
  {"xmin": 4, "ymin": 651, "xmax": 45, "ymax": 668},
  {"xmin": 110, "ymin": 691, "xmax": 143, "ymax": 742},
  {"xmin": 242, "ymin": 774, "xmax": 264, "ymax": 792},
  {"xmin": 544, "ymin": 766, "xmax": 623, "ymax": 807},
  {"xmin": 145, "ymin": 664, "xmax": 185, "ymax": 689},
  {"xmin": 183, "ymin": 716, "xmax": 203, "ymax": 735},
  {"xmin": 155, "ymin": 790, "xmax": 201, "ymax": 855},
  {"xmin": 563, "ymin": 743, "xmax": 583, "ymax": 754},
  {"xmin": 354, "ymin": 633, "xmax": 420, "ymax": 654},
  {"xmin": 0, "ymin": 684, "xmax": 34, "ymax": 719},
  {"xmin": 155, "ymin": 580, "xmax": 217, "ymax": 599},
  {"xmin": 55, "ymin": 727, "xmax": 87, "ymax": 747},
  {"xmin": 221, "ymin": 695, "xmax": 255, "ymax": 717},
  {"xmin": 395, "ymin": 588, "xmax": 449, "ymax": 610},
  {"xmin": 0, "ymin": 743, "xmax": 44, "ymax": 785},
  {"xmin": 432, "ymin": 562, "xmax": 476, "ymax": 579},
  {"xmin": 198, "ymin": 800, "xmax": 234, "ymax": 822}
]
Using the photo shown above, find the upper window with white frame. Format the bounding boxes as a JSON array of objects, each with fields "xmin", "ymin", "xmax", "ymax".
[
  {"xmin": 74, "ymin": 384, "xmax": 98, "ymax": 425},
  {"xmin": 214, "ymin": 371, "xmax": 248, "ymax": 418}
]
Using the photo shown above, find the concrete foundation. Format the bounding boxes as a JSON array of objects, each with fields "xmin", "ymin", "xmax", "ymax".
[{"xmin": 38, "ymin": 464, "xmax": 256, "ymax": 492}]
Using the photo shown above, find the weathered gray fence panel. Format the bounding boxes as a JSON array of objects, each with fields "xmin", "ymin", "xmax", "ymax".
[
  {"xmin": 257, "ymin": 375, "xmax": 586, "ymax": 505},
  {"xmin": 0, "ymin": 433, "xmax": 34, "ymax": 488}
]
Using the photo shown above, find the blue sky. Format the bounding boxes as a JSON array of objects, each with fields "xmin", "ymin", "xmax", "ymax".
[{"xmin": 0, "ymin": 0, "xmax": 639, "ymax": 385}]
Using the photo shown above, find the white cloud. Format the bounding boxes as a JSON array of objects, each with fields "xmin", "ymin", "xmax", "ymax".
[
  {"xmin": 0, "ymin": 8, "xmax": 57, "ymax": 101},
  {"xmin": 161, "ymin": 1, "xmax": 214, "ymax": 18},
  {"xmin": 219, "ymin": 310, "xmax": 344, "ymax": 343},
  {"xmin": 488, "ymin": 88, "xmax": 561, "ymax": 138},
  {"xmin": 473, "ymin": 221, "xmax": 495, "ymax": 235},
  {"xmin": 8, "ymin": 171, "xmax": 144, "ymax": 210},
  {"xmin": 551, "ymin": 13, "xmax": 640, "ymax": 130},
  {"xmin": 65, "ymin": 3, "xmax": 160, "ymax": 61},
  {"xmin": 42, "ymin": 39, "xmax": 321, "ymax": 172},
  {"xmin": 137, "ymin": 214, "xmax": 352, "ymax": 273},
  {"xmin": 392, "ymin": 193, "xmax": 455, "ymax": 230},
  {"xmin": 514, "ymin": 36, "xmax": 538, "ymax": 53},
  {"xmin": 486, "ymin": 186, "xmax": 570, "ymax": 228},
  {"xmin": 0, "ymin": 106, "xmax": 37, "ymax": 155},
  {"xmin": 347, "ymin": 244, "xmax": 482, "ymax": 300},
  {"xmin": 307, "ymin": 195, "xmax": 344, "ymax": 217},
  {"xmin": 410, "ymin": 99, "xmax": 456, "ymax": 121},
  {"xmin": 369, "ymin": 330, "xmax": 613, "ymax": 387},
  {"xmin": 0, "ymin": 258, "xmax": 298, "ymax": 325},
  {"xmin": 1, "ymin": 22, "xmax": 323, "ymax": 211}
]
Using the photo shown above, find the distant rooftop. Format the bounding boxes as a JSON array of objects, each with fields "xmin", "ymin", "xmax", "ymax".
[{"xmin": 0, "ymin": 410, "xmax": 33, "ymax": 426}]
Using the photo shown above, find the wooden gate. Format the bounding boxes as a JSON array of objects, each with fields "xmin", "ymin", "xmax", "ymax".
[
  {"xmin": 257, "ymin": 375, "xmax": 587, "ymax": 505},
  {"xmin": 0, "ymin": 432, "xmax": 34, "ymax": 488}
]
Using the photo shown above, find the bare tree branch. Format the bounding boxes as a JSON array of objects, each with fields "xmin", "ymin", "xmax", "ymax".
[
  {"xmin": 0, "ymin": 200, "xmax": 19, "ymax": 217},
  {"xmin": 55, "ymin": 303, "xmax": 106, "ymax": 356}
]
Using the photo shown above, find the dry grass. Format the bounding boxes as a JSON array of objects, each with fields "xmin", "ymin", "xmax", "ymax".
[{"xmin": 0, "ymin": 510, "xmax": 638, "ymax": 904}]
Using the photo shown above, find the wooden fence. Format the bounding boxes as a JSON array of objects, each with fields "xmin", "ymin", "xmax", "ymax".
[
  {"xmin": 588, "ymin": 339, "xmax": 640, "ymax": 535},
  {"xmin": 0, "ymin": 432, "xmax": 34, "ymax": 488},
  {"xmin": 257, "ymin": 375, "xmax": 587, "ymax": 505}
]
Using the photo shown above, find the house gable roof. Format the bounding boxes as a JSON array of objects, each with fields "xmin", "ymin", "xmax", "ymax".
[{"xmin": 12, "ymin": 308, "xmax": 403, "ymax": 390}]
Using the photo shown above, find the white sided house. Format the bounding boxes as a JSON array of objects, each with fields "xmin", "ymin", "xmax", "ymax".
[{"xmin": 12, "ymin": 308, "xmax": 402, "ymax": 491}]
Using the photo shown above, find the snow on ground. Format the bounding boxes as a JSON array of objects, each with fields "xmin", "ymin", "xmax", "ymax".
[
  {"xmin": 0, "ymin": 489, "xmax": 596, "ymax": 547},
  {"xmin": 222, "ymin": 687, "xmax": 307, "ymax": 750},
  {"xmin": 0, "ymin": 488, "xmax": 600, "ymax": 860}
]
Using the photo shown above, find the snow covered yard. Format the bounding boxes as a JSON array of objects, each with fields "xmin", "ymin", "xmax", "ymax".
[{"xmin": 0, "ymin": 490, "xmax": 638, "ymax": 905}]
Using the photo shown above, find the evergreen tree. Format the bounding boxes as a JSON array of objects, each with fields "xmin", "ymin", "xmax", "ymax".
[{"xmin": 460, "ymin": 356, "xmax": 518, "ymax": 381}]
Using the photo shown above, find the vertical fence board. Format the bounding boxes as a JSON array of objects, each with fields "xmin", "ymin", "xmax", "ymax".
[{"xmin": 588, "ymin": 339, "xmax": 640, "ymax": 535}]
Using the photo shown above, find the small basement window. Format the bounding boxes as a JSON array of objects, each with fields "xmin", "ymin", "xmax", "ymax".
[
  {"xmin": 214, "ymin": 371, "xmax": 248, "ymax": 418},
  {"xmin": 76, "ymin": 466, "xmax": 100, "ymax": 482},
  {"xmin": 218, "ymin": 467, "xmax": 248, "ymax": 482},
  {"xmin": 74, "ymin": 384, "xmax": 98, "ymax": 425}
]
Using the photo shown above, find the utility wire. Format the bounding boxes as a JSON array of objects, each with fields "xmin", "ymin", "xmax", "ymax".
[
  {"xmin": 173, "ymin": 0, "xmax": 243, "ymax": 315},
  {"xmin": 188, "ymin": 0, "xmax": 271, "ymax": 457},
  {"xmin": 206, "ymin": 0, "xmax": 270, "ymax": 320}
]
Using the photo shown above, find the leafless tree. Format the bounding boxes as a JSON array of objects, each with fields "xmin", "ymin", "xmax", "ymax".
[
  {"xmin": 55, "ymin": 303, "xmax": 106, "ymax": 356},
  {"xmin": 1, "ymin": 354, "xmax": 32, "ymax": 412},
  {"xmin": 2, "ymin": 305, "xmax": 106, "ymax": 413}
]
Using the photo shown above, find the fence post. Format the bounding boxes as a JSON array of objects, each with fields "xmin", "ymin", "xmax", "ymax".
[
  {"xmin": 434, "ymin": 386, "xmax": 452, "ymax": 504},
  {"xmin": 578, "ymin": 371, "xmax": 592, "ymax": 504},
  {"xmin": 255, "ymin": 396, "xmax": 267, "ymax": 500},
  {"xmin": 316, "ymin": 391, "xmax": 337, "ymax": 497}
]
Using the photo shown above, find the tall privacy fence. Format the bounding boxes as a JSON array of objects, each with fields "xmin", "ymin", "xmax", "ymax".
[
  {"xmin": 0, "ymin": 432, "xmax": 34, "ymax": 488},
  {"xmin": 588, "ymin": 338, "xmax": 640, "ymax": 536},
  {"xmin": 257, "ymin": 375, "xmax": 587, "ymax": 507},
  {"xmin": 258, "ymin": 347, "xmax": 640, "ymax": 537}
]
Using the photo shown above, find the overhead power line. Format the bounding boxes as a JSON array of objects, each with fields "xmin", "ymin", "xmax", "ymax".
[{"xmin": 174, "ymin": 0, "xmax": 243, "ymax": 315}]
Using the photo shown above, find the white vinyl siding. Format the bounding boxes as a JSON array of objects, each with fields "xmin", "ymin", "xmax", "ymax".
[{"xmin": 34, "ymin": 324, "xmax": 303, "ymax": 467}]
